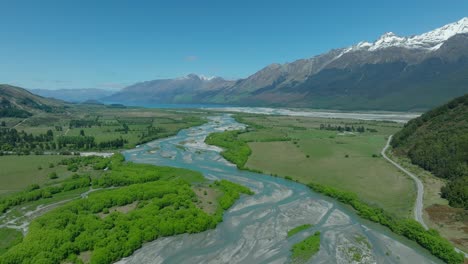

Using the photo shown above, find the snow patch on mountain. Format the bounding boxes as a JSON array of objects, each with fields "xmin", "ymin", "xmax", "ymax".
[
  {"xmin": 342, "ymin": 17, "xmax": 468, "ymax": 54},
  {"xmin": 178, "ymin": 74, "xmax": 218, "ymax": 81}
]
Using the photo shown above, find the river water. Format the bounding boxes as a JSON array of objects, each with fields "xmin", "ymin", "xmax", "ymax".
[{"xmin": 118, "ymin": 114, "xmax": 441, "ymax": 264}]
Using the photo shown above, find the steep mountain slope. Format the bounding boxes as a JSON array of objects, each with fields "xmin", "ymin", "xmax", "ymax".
[
  {"xmin": 209, "ymin": 18, "xmax": 468, "ymax": 110},
  {"xmin": 391, "ymin": 94, "xmax": 468, "ymax": 209},
  {"xmin": 31, "ymin": 88, "xmax": 114, "ymax": 103},
  {"xmin": 104, "ymin": 74, "xmax": 235, "ymax": 105},
  {"xmin": 105, "ymin": 17, "xmax": 468, "ymax": 111},
  {"xmin": 0, "ymin": 84, "xmax": 65, "ymax": 117}
]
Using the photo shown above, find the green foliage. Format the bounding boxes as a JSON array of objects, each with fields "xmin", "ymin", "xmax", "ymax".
[
  {"xmin": 0, "ymin": 175, "xmax": 91, "ymax": 213},
  {"xmin": 0, "ymin": 128, "xmax": 54, "ymax": 154},
  {"xmin": 291, "ymin": 231, "xmax": 320, "ymax": 263},
  {"xmin": 307, "ymin": 182, "xmax": 464, "ymax": 264},
  {"xmin": 57, "ymin": 136, "xmax": 96, "ymax": 150},
  {"xmin": 0, "ymin": 228, "xmax": 23, "ymax": 255},
  {"xmin": 48, "ymin": 172, "xmax": 58, "ymax": 179},
  {"xmin": 392, "ymin": 93, "xmax": 468, "ymax": 209},
  {"xmin": 205, "ymin": 130, "xmax": 251, "ymax": 169},
  {"xmin": 441, "ymin": 176, "xmax": 468, "ymax": 209},
  {"xmin": 287, "ymin": 224, "xmax": 312, "ymax": 238},
  {"xmin": 0, "ymin": 108, "xmax": 32, "ymax": 118},
  {"xmin": 214, "ymin": 180, "xmax": 254, "ymax": 210},
  {"xmin": 0, "ymin": 154, "xmax": 252, "ymax": 264}
]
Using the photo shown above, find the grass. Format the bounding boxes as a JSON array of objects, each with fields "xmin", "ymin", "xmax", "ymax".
[
  {"xmin": 4, "ymin": 105, "xmax": 206, "ymax": 150},
  {"xmin": 236, "ymin": 114, "xmax": 415, "ymax": 218},
  {"xmin": 0, "ymin": 155, "xmax": 253, "ymax": 263},
  {"xmin": 291, "ymin": 231, "xmax": 321, "ymax": 263},
  {"xmin": 0, "ymin": 155, "xmax": 73, "ymax": 196},
  {"xmin": 387, "ymin": 149, "xmax": 468, "ymax": 253},
  {"xmin": 287, "ymin": 224, "xmax": 312, "ymax": 237},
  {"xmin": 0, "ymin": 228, "xmax": 22, "ymax": 255}
]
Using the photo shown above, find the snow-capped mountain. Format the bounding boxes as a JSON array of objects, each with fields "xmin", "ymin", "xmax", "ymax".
[
  {"xmin": 347, "ymin": 17, "xmax": 468, "ymax": 52},
  {"xmin": 103, "ymin": 74, "xmax": 235, "ymax": 104},
  {"xmin": 106, "ymin": 18, "xmax": 468, "ymax": 111}
]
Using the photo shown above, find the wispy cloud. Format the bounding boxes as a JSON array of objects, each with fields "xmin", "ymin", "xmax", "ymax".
[{"xmin": 185, "ymin": 55, "xmax": 198, "ymax": 62}]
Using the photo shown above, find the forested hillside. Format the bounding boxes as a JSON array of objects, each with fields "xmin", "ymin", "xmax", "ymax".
[
  {"xmin": 391, "ymin": 94, "xmax": 468, "ymax": 209},
  {"xmin": 0, "ymin": 85, "xmax": 64, "ymax": 117}
]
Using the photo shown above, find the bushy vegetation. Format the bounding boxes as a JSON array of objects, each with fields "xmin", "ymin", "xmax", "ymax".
[
  {"xmin": 307, "ymin": 182, "xmax": 464, "ymax": 264},
  {"xmin": 290, "ymin": 231, "xmax": 320, "ymax": 263},
  {"xmin": 0, "ymin": 98, "xmax": 33, "ymax": 118},
  {"xmin": 319, "ymin": 124, "xmax": 372, "ymax": 133},
  {"xmin": 0, "ymin": 128, "xmax": 54, "ymax": 153},
  {"xmin": 287, "ymin": 224, "xmax": 312, "ymax": 238},
  {"xmin": 0, "ymin": 108, "xmax": 32, "ymax": 118},
  {"xmin": 392, "ymin": 94, "xmax": 468, "ymax": 209},
  {"xmin": 0, "ymin": 154, "xmax": 252, "ymax": 264},
  {"xmin": 0, "ymin": 174, "xmax": 91, "ymax": 213},
  {"xmin": 0, "ymin": 229, "xmax": 22, "ymax": 255},
  {"xmin": 205, "ymin": 130, "xmax": 251, "ymax": 169}
]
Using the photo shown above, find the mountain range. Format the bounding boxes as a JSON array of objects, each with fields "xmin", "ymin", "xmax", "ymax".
[
  {"xmin": 33, "ymin": 18, "xmax": 468, "ymax": 111},
  {"xmin": 31, "ymin": 88, "xmax": 114, "ymax": 103}
]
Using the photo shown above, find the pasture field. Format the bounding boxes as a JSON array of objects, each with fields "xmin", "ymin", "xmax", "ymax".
[
  {"xmin": 3, "ymin": 105, "xmax": 206, "ymax": 150},
  {"xmin": 386, "ymin": 150, "xmax": 468, "ymax": 253},
  {"xmin": 237, "ymin": 114, "xmax": 415, "ymax": 218},
  {"xmin": 0, "ymin": 155, "xmax": 73, "ymax": 196}
]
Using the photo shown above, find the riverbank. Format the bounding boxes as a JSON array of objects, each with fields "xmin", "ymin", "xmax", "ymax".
[{"xmin": 204, "ymin": 114, "xmax": 463, "ymax": 263}]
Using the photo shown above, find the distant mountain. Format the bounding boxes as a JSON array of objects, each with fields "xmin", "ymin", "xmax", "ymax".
[
  {"xmin": 104, "ymin": 74, "xmax": 235, "ymax": 105},
  {"xmin": 209, "ymin": 17, "xmax": 468, "ymax": 110},
  {"xmin": 31, "ymin": 88, "xmax": 114, "ymax": 103},
  {"xmin": 105, "ymin": 17, "xmax": 468, "ymax": 111},
  {"xmin": 391, "ymin": 93, "xmax": 468, "ymax": 209},
  {"xmin": 0, "ymin": 84, "xmax": 65, "ymax": 117}
]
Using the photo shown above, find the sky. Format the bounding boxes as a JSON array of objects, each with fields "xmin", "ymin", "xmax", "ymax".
[{"xmin": 1, "ymin": 0, "xmax": 467, "ymax": 90}]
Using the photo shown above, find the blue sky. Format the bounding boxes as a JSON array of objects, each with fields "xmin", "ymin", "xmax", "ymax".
[{"xmin": 1, "ymin": 0, "xmax": 467, "ymax": 90}]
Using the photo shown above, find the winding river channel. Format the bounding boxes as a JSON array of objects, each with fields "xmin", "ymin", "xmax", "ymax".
[{"xmin": 118, "ymin": 114, "xmax": 442, "ymax": 264}]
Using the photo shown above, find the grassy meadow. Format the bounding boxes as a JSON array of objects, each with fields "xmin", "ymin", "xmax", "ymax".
[
  {"xmin": 236, "ymin": 114, "xmax": 415, "ymax": 218},
  {"xmin": 0, "ymin": 155, "xmax": 74, "ymax": 197},
  {"xmin": 4, "ymin": 105, "xmax": 206, "ymax": 150}
]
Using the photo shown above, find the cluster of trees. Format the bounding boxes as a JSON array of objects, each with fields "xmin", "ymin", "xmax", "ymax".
[
  {"xmin": 291, "ymin": 231, "xmax": 321, "ymax": 263},
  {"xmin": 214, "ymin": 180, "xmax": 254, "ymax": 210},
  {"xmin": 56, "ymin": 136, "xmax": 128, "ymax": 151},
  {"xmin": 205, "ymin": 130, "xmax": 251, "ymax": 169},
  {"xmin": 138, "ymin": 125, "xmax": 167, "ymax": 144},
  {"xmin": 97, "ymin": 137, "xmax": 127, "ymax": 149},
  {"xmin": 0, "ymin": 154, "xmax": 252, "ymax": 264},
  {"xmin": 319, "ymin": 124, "xmax": 375, "ymax": 133},
  {"xmin": 114, "ymin": 123, "xmax": 129, "ymax": 133},
  {"xmin": 0, "ymin": 99, "xmax": 32, "ymax": 118},
  {"xmin": 392, "ymin": 94, "xmax": 468, "ymax": 209},
  {"xmin": 0, "ymin": 128, "xmax": 54, "ymax": 153},
  {"xmin": 69, "ymin": 119, "xmax": 100, "ymax": 128},
  {"xmin": 307, "ymin": 182, "xmax": 464, "ymax": 264},
  {"xmin": 57, "ymin": 135, "xmax": 96, "ymax": 150},
  {"xmin": 0, "ymin": 175, "xmax": 91, "ymax": 213},
  {"xmin": 18, "ymin": 98, "xmax": 53, "ymax": 112},
  {"xmin": 441, "ymin": 177, "xmax": 468, "ymax": 209}
]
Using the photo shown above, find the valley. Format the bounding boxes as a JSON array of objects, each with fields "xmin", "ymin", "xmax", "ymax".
[{"xmin": 1, "ymin": 5, "xmax": 467, "ymax": 263}]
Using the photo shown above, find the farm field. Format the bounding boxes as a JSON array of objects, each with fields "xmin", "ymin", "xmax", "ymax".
[
  {"xmin": 0, "ymin": 155, "xmax": 73, "ymax": 196},
  {"xmin": 1, "ymin": 105, "xmax": 206, "ymax": 152},
  {"xmin": 237, "ymin": 114, "xmax": 416, "ymax": 218}
]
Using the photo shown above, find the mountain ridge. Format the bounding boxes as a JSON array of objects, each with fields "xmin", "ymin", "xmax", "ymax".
[{"xmin": 57, "ymin": 17, "xmax": 468, "ymax": 110}]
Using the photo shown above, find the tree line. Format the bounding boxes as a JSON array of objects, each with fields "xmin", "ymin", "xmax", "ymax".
[
  {"xmin": 307, "ymin": 182, "xmax": 464, "ymax": 264},
  {"xmin": 391, "ymin": 93, "xmax": 468, "ymax": 209},
  {"xmin": 0, "ymin": 154, "xmax": 253, "ymax": 264}
]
